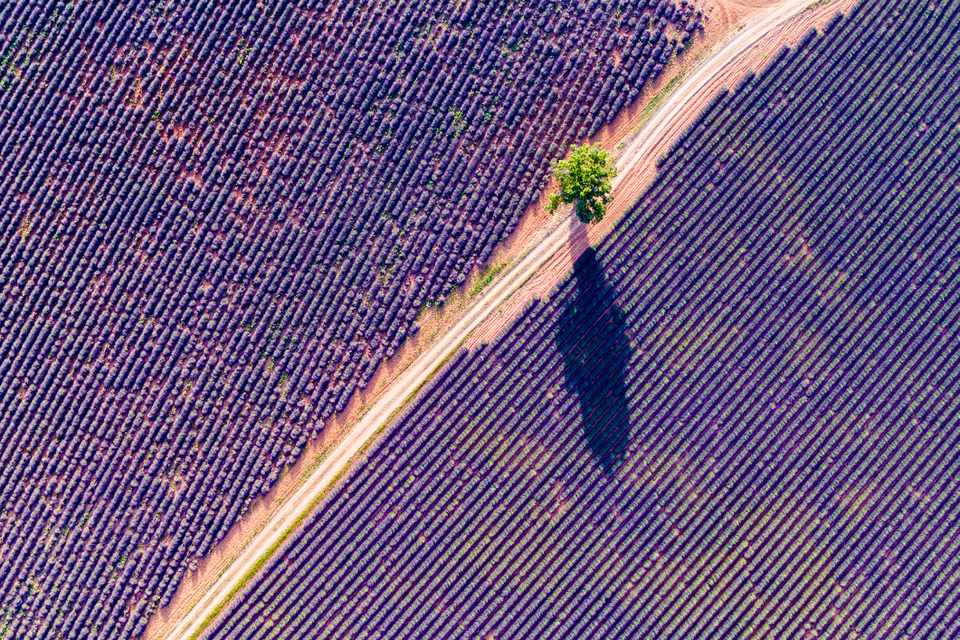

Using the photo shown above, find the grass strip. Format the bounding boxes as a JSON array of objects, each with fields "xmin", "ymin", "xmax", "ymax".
[{"xmin": 470, "ymin": 262, "xmax": 506, "ymax": 296}]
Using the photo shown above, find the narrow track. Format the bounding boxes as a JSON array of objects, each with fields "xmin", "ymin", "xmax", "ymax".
[{"xmin": 156, "ymin": 1, "xmax": 852, "ymax": 637}]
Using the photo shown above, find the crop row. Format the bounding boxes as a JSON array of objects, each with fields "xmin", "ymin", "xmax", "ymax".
[
  {"xmin": 0, "ymin": 0, "xmax": 702, "ymax": 636},
  {"xmin": 210, "ymin": 1, "xmax": 960, "ymax": 638}
]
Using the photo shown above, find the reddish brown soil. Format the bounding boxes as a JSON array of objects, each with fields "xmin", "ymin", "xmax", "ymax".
[
  {"xmin": 469, "ymin": 0, "xmax": 858, "ymax": 346},
  {"xmin": 146, "ymin": 1, "xmax": 857, "ymax": 636}
]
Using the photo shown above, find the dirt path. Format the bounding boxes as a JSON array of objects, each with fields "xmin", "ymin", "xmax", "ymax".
[
  {"xmin": 468, "ymin": 0, "xmax": 857, "ymax": 346},
  {"xmin": 148, "ymin": 1, "xmax": 856, "ymax": 637}
]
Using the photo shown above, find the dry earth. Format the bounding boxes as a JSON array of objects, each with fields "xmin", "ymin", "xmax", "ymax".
[
  {"xmin": 469, "ymin": 0, "xmax": 859, "ymax": 346},
  {"xmin": 145, "ymin": 0, "xmax": 859, "ymax": 637}
]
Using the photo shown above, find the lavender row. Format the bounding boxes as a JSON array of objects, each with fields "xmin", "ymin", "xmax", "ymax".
[
  {"xmin": 210, "ymin": 1, "xmax": 960, "ymax": 638},
  {"xmin": 0, "ymin": 0, "xmax": 704, "ymax": 636}
]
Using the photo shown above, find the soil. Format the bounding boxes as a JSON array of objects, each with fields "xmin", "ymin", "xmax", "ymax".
[
  {"xmin": 145, "ymin": 1, "xmax": 859, "ymax": 637},
  {"xmin": 468, "ymin": 0, "xmax": 859, "ymax": 346}
]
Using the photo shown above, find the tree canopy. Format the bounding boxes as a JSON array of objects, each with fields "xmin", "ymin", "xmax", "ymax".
[{"xmin": 546, "ymin": 143, "xmax": 617, "ymax": 224}]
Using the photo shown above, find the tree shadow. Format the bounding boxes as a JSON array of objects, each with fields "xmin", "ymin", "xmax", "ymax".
[{"xmin": 555, "ymin": 219, "xmax": 633, "ymax": 475}]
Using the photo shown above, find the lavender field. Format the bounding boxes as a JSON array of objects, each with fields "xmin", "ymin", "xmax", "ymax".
[
  {"xmin": 211, "ymin": 1, "xmax": 960, "ymax": 637},
  {"xmin": 0, "ymin": 0, "xmax": 702, "ymax": 636}
]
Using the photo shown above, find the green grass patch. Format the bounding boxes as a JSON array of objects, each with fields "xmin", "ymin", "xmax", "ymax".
[
  {"xmin": 470, "ymin": 262, "xmax": 505, "ymax": 296},
  {"xmin": 635, "ymin": 72, "xmax": 684, "ymax": 130}
]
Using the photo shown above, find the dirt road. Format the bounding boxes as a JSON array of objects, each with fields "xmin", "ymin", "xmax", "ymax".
[
  {"xmin": 154, "ymin": 1, "xmax": 854, "ymax": 637},
  {"xmin": 617, "ymin": 0, "xmax": 838, "ymax": 175}
]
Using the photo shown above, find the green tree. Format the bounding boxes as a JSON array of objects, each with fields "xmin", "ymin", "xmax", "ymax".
[{"xmin": 546, "ymin": 143, "xmax": 617, "ymax": 224}]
